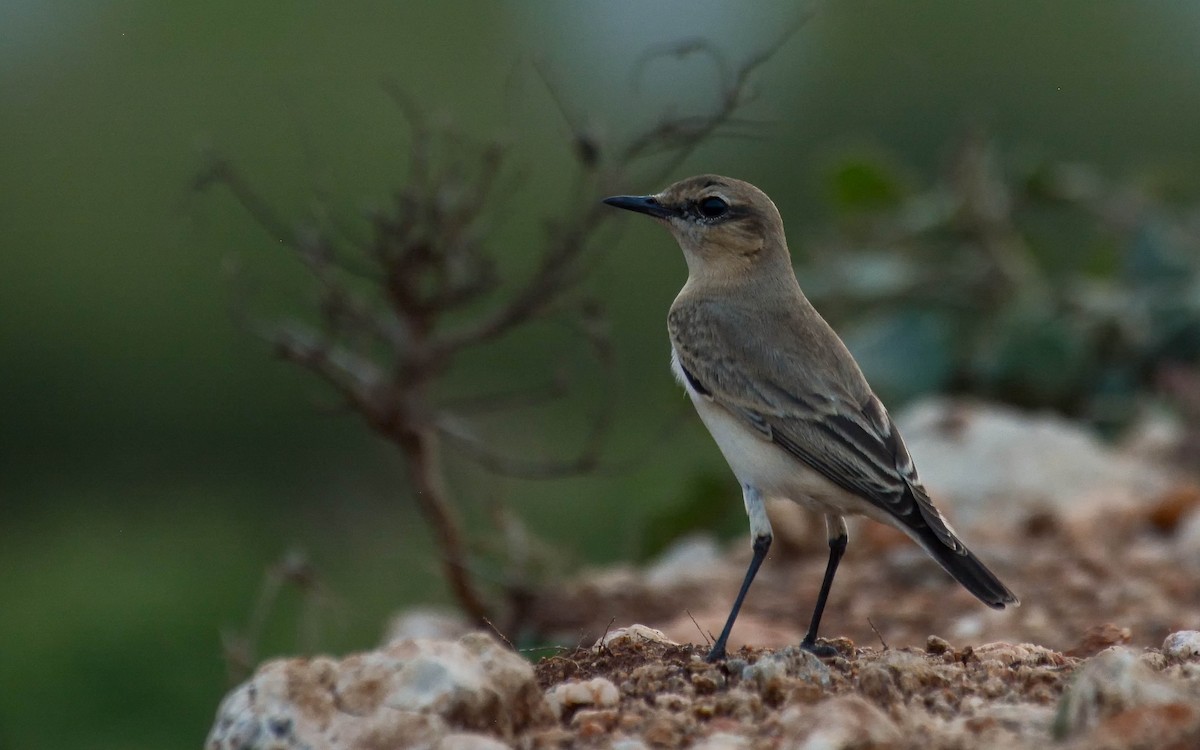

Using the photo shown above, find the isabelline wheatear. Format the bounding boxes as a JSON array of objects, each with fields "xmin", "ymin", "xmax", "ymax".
[{"xmin": 604, "ymin": 175, "xmax": 1018, "ymax": 662}]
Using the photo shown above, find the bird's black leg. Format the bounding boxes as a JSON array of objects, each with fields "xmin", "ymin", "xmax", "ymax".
[
  {"xmin": 801, "ymin": 514, "xmax": 848, "ymax": 657},
  {"xmin": 706, "ymin": 485, "xmax": 773, "ymax": 662},
  {"xmin": 706, "ymin": 533, "xmax": 770, "ymax": 662}
]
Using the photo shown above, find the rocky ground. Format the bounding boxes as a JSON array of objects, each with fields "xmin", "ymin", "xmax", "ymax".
[{"xmin": 206, "ymin": 399, "xmax": 1200, "ymax": 749}]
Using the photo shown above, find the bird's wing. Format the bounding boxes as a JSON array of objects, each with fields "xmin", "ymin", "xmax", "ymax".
[{"xmin": 670, "ymin": 302, "xmax": 961, "ymax": 550}]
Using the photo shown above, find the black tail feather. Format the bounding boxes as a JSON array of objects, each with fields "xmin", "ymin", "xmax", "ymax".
[{"xmin": 918, "ymin": 530, "xmax": 1019, "ymax": 609}]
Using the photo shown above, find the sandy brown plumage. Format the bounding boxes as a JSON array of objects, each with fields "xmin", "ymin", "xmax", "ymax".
[{"xmin": 605, "ymin": 175, "xmax": 1017, "ymax": 661}]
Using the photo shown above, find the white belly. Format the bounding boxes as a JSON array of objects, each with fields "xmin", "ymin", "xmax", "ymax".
[{"xmin": 670, "ymin": 348, "xmax": 899, "ymax": 528}]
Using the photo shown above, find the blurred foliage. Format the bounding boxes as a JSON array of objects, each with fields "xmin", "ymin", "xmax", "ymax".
[
  {"xmin": 193, "ymin": 25, "xmax": 799, "ymax": 643},
  {"xmin": 7, "ymin": 3, "xmax": 1200, "ymax": 750},
  {"xmin": 639, "ymin": 472, "xmax": 743, "ymax": 560},
  {"xmin": 806, "ymin": 132, "xmax": 1200, "ymax": 435}
]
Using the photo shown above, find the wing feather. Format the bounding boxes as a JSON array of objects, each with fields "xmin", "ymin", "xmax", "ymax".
[{"xmin": 669, "ymin": 299, "xmax": 961, "ymax": 550}]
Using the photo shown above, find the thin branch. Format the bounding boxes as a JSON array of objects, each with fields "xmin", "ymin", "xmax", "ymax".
[
  {"xmin": 632, "ymin": 37, "xmax": 732, "ymax": 96},
  {"xmin": 435, "ymin": 412, "xmax": 602, "ymax": 479},
  {"xmin": 533, "ymin": 57, "xmax": 600, "ymax": 168},
  {"xmin": 195, "ymin": 157, "xmax": 295, "ymax": 246},
  {"xmin": 254, "ymin": 320, "xmax": 385, "ymax": 414},
  {"xmin": 686, "ymin": 609, "xmax": 712, "ymax": 647},
  {"xmin": 440, "ymin": 375, "xmax": 570, "ymax": 415},
  {"xmin": 394, "ymin": 426, "xmax": 491, "ymax": 627},
  {"xmin": 867, "ymin": 617, "xmax": 889, "ymax": 651},
  {"xmin": 624, "ymin": 15, "xmax": 809, "ymax": 181},
  {"xmin": 208, "ymin": 29, "xmax": 804, "ymax": 634}
]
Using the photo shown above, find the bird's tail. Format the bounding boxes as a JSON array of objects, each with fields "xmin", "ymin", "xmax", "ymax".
[{"xmin": 915, "ymin": 529, "xmax": 1020, "ymax": 609}]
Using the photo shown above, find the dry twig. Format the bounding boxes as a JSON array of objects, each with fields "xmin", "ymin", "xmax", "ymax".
[{"xmin": 197, "ymin": 26, "xmax": 804, "ymax": 632}]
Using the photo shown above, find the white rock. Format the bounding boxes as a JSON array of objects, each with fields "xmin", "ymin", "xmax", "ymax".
[
  {"xmin": 742, "ymin": 647, "xmax": 830, "ymax": 689},
  {"xmin": 545, "ymin": 677, "xmax": 620, "ymax": 720},
  {"xmin": 1162, "ymin": 630, "xmax": 1200, "ymax": 660},
  {"xmin": 895, "ymin": 397, "xmax": 1170, "ymax": 530},
  {"xmin": 206, "ymin": 633, "xmax": 548, "ymax": 750},
  {"xmin": 595, "ymin": 624, "xmax": 679, "ymax": 650},
  {"xmin": 971, "ymin": 641, "xmax": 1062, "ymax": 667}
]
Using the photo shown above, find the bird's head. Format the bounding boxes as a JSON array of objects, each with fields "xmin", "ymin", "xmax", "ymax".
[{"xmin": 603, "ymin": 175, "xmax": 788, "ymax": 280}]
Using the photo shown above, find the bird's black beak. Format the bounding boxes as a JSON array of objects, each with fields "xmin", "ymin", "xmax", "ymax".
[{"xmin": 603, "ymin": 194, "xmax": 677, "ymax": 219}]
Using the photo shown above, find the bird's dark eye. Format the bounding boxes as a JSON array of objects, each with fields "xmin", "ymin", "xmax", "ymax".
[{"xmin": 697, "ymin": 196, "xmax": 729, "ymax": 219}]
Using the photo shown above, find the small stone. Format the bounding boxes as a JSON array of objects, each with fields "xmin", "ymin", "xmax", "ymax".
[
  {"xmin": 972, "ymin": 642, "xmax": 1065, "ymax": 668},
  {"xmin": 546, "ymin": 677, "xmax": 621, "ymax": 720},
  {"xmin": 723, "ymin": 658, "xmax": 748, "ymax": 675},
  {"xmin": 571, "ymin": 709, "xmax": 619, "ymax": 738},
  {"xmin": 742, "ymin": 655, "xmax": 785, "ymax": 687},
  {"xmin": 873, "ymin": 649, "xmax": 946, "ymax": 696},
  {"xmin": 1139, "ymin": 651, "xmax": 1169, "ymax": 671},
  {"xmin": 595, "ymin": 624, "xmax": 679, "ymax": 651},
  {"xmin": 926, "ymin": 635, "xmax": 952, "ymax": 655},
  {"xmin": 691, "ymin": 671, "xmax": 722, "ymax": 693},
  {"xmin": 1162, "ymin": 631, "xmax": 1200, "ymax": 660},
  {"xmin": 629, "ymin": 663, "xmax": 670, "ymax": 694},
  {"xmin": 825, "ymin": 636, "xmax": 855, "ymax": 654},
  {"xmin": 741, "ymin": 647, "xmax": 830, "ymax": 691},
  {"xmin": 787, "ymin": 680, "xmax": 825, "ymax": 704}
]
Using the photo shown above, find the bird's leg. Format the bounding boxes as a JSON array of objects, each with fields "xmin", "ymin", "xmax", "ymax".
[
  {"xmin": 801, "ymin": 514, "xmax": 848, "ymax": 657},
  {"xmin": 706, "ymin": 486, "xmax": 772, "ymax": 663}
]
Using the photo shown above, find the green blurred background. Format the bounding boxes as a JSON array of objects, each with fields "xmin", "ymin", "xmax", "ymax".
[{"xmin": 4, "ymin": 2, "xmax": 1200, "ymax": 748}]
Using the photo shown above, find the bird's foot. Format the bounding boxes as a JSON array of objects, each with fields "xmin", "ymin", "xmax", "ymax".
[
  {"xmin": 800, "ymin": 638, "xmax": 839, "ymax": 658},
  {"xmin": 704, "ymin": 644, "xmax": 727, "ymax": 663}
]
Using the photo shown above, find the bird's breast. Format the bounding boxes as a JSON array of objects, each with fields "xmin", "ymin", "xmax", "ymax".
[
  {"xmin": 669, "ymin": 346, "xmax": 906, "ymax": 529},
  {"xmin": 670, "ymin": 347, "xmax": 856, "ymax": 513}
]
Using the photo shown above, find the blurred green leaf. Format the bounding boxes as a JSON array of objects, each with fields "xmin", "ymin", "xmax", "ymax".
[
  {"xmin": 638, "ymin": 472, "xmax": 741, "ymax": 561},
  {"xmin": 825, "ymin": 157, "xmax": 906, "ymax": 214}
]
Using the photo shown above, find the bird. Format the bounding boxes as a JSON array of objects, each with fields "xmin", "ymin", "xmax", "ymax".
[{"xmin": 603, "ymin": 175, "xmax": 1018, "ymax": 662}]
